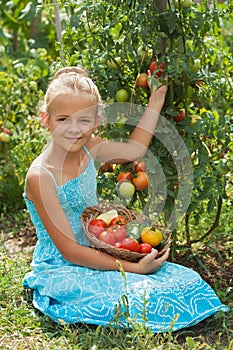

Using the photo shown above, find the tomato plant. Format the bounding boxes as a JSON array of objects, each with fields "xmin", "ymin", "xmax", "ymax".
[{"xmin": 1, "ymin": 0, "xmax": 232, "ymax": 252}]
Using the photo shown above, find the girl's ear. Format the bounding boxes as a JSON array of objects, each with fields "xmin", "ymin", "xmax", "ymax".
[{"xmin": 41, "ymin": 112, "xmax": 51, "ymax": 130}]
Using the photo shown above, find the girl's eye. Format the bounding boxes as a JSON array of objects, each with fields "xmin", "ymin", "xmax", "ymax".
[
  {"xmin": 80, "ymin": 118, "xmax": 92, "ymax": 124},
  {"xmin": 57, "ymin": 117, "xmax": 68, "ymax": 122}
]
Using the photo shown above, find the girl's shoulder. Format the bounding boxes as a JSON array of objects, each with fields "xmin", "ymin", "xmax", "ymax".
[
  {"xmin": 86, "ymin": 135, "xmax": 104, "ymax": 158},
  {"xmin": 26, "ymin": 153, "xmax": 49, "ymax": 178},
  {"xmin": 25, "ymin": 163, "xmax": 57, "ymax": 202},
  {"xmin": 25, "ymin": 153, "xmax": 57, "ymax": 194},
  {"xmin": 26, "ymin": 154, "xmax": 44, "ymax": 176}
]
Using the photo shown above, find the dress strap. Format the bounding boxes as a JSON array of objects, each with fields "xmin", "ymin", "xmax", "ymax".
[
  {"xmin": 83, "ymin": 146, "xmax": 93, "ymax": 160},
  {"xmin": 30, "ymin": 165, "xmax": 57, "ymax": 188}
]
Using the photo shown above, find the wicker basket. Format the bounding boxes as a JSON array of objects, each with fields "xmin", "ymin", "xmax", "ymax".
[{"xmin": 81, "ymin": 202, "xmax": 171, "ymax": 262}]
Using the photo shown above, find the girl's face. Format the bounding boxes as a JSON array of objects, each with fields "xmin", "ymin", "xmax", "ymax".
[{"xmin": 47, "ymin": 94, "xmax": 99, "ymax": 153}]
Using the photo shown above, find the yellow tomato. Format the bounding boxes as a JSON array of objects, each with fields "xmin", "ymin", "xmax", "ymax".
[{"xmin": 140, "ymin": 227, "xmax": 163, "ymax": 247}]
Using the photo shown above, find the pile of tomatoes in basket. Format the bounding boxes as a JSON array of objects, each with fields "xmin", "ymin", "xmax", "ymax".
[{"xmin": 88, "ymin": 209, "xmax": 163, "ymax": 254}]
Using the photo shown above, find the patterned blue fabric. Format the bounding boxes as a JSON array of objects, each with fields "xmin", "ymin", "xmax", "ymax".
[{"xmin": 22, "ymin": 148, "xmax": 229, "ymax": 332}]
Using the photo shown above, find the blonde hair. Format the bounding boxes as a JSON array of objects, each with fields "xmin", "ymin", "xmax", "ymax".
[{"xmin": 43, "ymin": 66, "xmax": 101, "ymax": 115}]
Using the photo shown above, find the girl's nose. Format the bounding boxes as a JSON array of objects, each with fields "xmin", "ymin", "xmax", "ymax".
[{"xmin": 68, "ymin": 116, "xmax": 81, "ymax": 132}]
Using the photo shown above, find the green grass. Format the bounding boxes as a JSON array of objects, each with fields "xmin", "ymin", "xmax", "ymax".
[
  {"xmin": 0, "ymin": 204, "xmax": 232, "ymax": 349},
  {"xmin": 0, "ymin": 251, "xmax": 232, "ymax": 349}
]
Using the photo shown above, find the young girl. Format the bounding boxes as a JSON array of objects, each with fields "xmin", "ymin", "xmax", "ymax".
[{"xmin": 23, "ymin": 66, "xmax": 228, "ymax": 332}]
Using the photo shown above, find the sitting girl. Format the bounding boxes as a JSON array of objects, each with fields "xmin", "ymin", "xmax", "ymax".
[{"xmin": 23, "ymin": 66, "xmax": 228, "ymax": 332}]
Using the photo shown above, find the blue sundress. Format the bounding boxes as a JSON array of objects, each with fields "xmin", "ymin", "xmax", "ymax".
[{"xmin": 22, "ymin": 147, "xmax": 229, "ymax": 333}]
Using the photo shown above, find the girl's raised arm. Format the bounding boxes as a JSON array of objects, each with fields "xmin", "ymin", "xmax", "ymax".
[{"xmin": 93, "ymin": 79, "xmax": 168, "ymax": 164}]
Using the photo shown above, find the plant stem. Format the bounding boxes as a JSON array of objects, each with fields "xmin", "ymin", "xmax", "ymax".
[
  {"xmin": 185, "ymin": 212, "xmax": 191, "ymax": 247},
  {"xmin": 190, "ymin": 197, "xmax": 223, "ymax": 244}
]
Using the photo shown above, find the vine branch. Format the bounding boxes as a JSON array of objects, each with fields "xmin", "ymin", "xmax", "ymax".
[{"xmin": 190, "ymin": 197, "xmax": 223, "ymax": 245}]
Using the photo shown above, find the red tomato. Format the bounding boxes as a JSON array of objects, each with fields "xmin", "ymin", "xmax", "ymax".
[
  {"xmin": 99, "ymin": 163, "xmax": 114, "ymax": 173},
  {"xmin": 118, "ymin": 237, "xmax": 140, "ymax": 252},
  {"xmin": 115, "ymin": 242, "xmax": 122, "ymax": 248},
  {"xmin": 88, "ymin": 219, "xmax": 107, "ymax": 237},
  {"xmin": 98, "ymin": 230, "xmax": 116, "ymax": 246},
  {"xmin": 133, "ymin": 160, "xmax": 146, "ymax": 173},
  {"xmin": 139, "ymin": 243, "xmax": 152, "ymax": 254},
  {"xmin": 111, "ymin": 225, "xmax": 127, "ymax": 242},
  {"xmin": 149, "ymin": 61, "xmax": 158, "ymax": 75},
  {"xmin": 173, "ymin": 110, "xmax": 186, "ymax": 123},
  {"xmin": 149, "ymin": 60, "xmax": 165, "ymax": 77},
  {"xmin": 3, "ymin": 128, "xmax": 12, "ymax": 136},
  {"xmin": 132, "ymin": 171, "xmax": 149, "ymax": 191},
  {"xmin": 110, "ymin": 215, "xmax": 127, "ymax": 226},
  {"xmin": 135, "ymin": 73, "xmax": 148, "ymax": 88},
  {"xmin": 117, "ymin": 171, "xmax": 132, "ymax": 182}
]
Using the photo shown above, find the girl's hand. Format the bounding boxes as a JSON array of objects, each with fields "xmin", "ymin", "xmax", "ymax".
[
  {"xmin": 147, "ymin": 70, "xmax": 168, "ymax": 96},
  {"xmin": 136, "ymin": 248, "xmax": 170, "ymax": 274}
]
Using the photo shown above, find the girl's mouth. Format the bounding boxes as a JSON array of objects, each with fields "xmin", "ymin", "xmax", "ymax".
[{"xmin": 66, "ymin": 136, "xmax": 82, "ymax": 142}]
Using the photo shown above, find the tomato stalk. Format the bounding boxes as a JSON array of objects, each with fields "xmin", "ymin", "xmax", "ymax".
[
  {"xmin": 155, "ymin": 0, "xmax": 167, "ymax": 56},
  {"xmin": 188, "ymin": 197, "xmax": 223, "ymax": 245},
  {"xmin": 137, "ymin": 189, "xmax": 146, "ymax": 210}
]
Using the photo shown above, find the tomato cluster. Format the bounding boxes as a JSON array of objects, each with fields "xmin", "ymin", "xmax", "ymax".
[
  {"xmin": 117, "ymin": 160, "xmax": 149, "ymax": 199},
  {"xmin": 88, "ymin": 210, "xmax": 163, "ymax": 255},
  {"xmin": 89, "ymin": 214, "xmax": 138, "ymax": 250},
  {"xmin": 135, "ymin": 60, "xmax": 166, "ymax": 89}
]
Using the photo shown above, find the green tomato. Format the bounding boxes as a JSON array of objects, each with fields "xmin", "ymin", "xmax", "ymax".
[
  {"xmin": 137, "ymin": 45, "xmax": 153, "ymax": 61},
  {"xmin": 118, "ymin": 181, "xmax": 135, "ymax": 198},
  {"xmin": 115, "ymin": 89, "xmax": 129, "ymax": 102},
  {"xmin": 191, "ymin": 59, "xmax": 201, "ymax": 72},
  {"xmin": 186, "ymin": 85, "xmax": 194, "ymax": 99},
  {"xmin": 181, "ymin": 0, "xmax": 193, "ymax": 8},
  {"xmin": 106, "ymin": 97, "xmax": 115, "ymax": 104},
  {"xmin": 0, "ymin": 132, "xmax": 10, "ymax": 143},
  {"xmin": 137, "ymin": 45, "xmax": 148, "ymax": 60},
  {"xmin": 107, "ymin": 59, "xmax": 118, "ymax": 69}
]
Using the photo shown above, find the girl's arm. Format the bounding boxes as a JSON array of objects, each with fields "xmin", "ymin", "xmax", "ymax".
[
  {"xmin": 92, "ymin": 80, "xmax": 168, "ymax": 164},
  {"xmin": 26, "ymin": 169, "xmax": 169, "ymax": 274}
]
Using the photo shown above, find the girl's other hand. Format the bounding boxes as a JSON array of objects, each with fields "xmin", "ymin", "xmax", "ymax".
[{"xmin": 137, "ymin": 248, "xmax": 170, "ymax": 274}]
